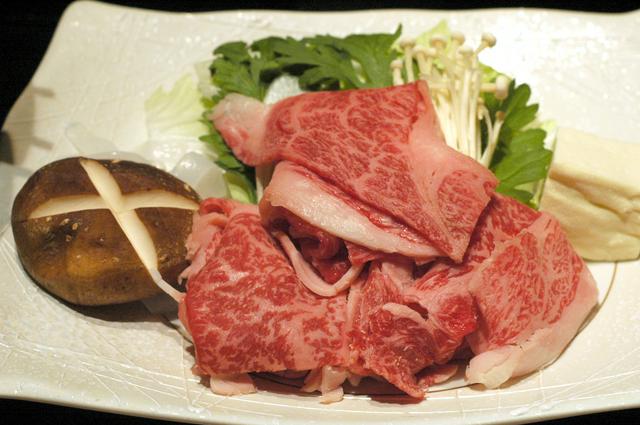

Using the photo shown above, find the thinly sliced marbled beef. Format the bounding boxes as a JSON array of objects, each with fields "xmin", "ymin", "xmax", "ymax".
[
  {"xmin": 182, "ymin": 198, "xmax": 348, "ymax": 376},
  {"xmin": 348, "ymin": 262, "xmax": 436, "ymax": 399},
  {"xmin": 403, "ymin": 194, "xmax": 598, "ymax": 388},
  {"xmin": 213, "ymin": 82, "xmax": 497, "ymax": 262},
  {"xmin": 403, "ymin": 194, "xmax": 541, "ymax": 364},
  {"xmin": 466, "ymin": 213, "xmax": 598, "ymax": 388},
  {"xmin": 261, "ymin": 161, "xmax": 440, "ymax": 261}
]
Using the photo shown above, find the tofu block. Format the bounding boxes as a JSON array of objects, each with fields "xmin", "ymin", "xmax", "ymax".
[{"xmin": 540, "ymin": 127, "xmax": 640, "ymax": 261}]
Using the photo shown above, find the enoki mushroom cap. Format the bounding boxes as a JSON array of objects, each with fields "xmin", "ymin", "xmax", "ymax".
[
  {"xmin": 430, "ymin": 34, "xmax": 447, "ymax": 50},
  {"xmin": 451, "ymin": 31, "xmax": 466, "ymax": 44},
  {"xmin": 412, "ymin": 45, "xmax": 429, "ymax": 57},
  {"xmin": 399, "ymin": 38, "xmax": 416, "ymax": 49},
  {"xmin": 390, "ymin": 59, "xmax": 404, "ymax": 70},
  {"xmin": 495, "ymin": 75, "xmax": 510, "ymax": 100},
  {"xmin": 481, "ymin": 32, "xmax": 497, "ymax": 47}
]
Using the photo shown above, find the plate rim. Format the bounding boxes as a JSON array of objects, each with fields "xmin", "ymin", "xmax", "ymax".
[{"xmin": 2, "ymin": 2, "xmax": 640, "ymax": 424}]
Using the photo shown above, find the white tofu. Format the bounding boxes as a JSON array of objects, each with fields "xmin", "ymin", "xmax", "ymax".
[{"xmin": 540, "ymin": 127, "xmax": 640, "ymax": 261}]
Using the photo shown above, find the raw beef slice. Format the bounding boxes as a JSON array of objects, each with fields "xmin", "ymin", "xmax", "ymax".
[
  {"xmin": 402, "ymin": 194, "xmax": 598, "ymax": 388},
  {"xmin": 348, "ymin": 261, "xmax": 436, "ymax": 398},
  {"xmin": 182, "ymin": 198, "xmax": 348, "ymax": 377},
  {"xmin": 403, "ymin": 194, "xmax": 542, "ymax": 366},
  {"xmin": 261, "ymin": 161, "xmax": 442, "ymax": 261},
  {"xmin": 465, "ymin": 213, "xmax": 598, "ymax": 388},
  {"xmin": 212, "ymin": 81, "xmax": 498, "ymax": 262}
]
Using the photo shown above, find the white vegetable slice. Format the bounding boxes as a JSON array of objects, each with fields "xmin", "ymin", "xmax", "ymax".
[
  {"xmin": 171, "ymin": 152, "xmax": 228, "ymax": 199},
  {"xmin": 144, "ymin": 74, "xmax": 208, "ymax": 139}
]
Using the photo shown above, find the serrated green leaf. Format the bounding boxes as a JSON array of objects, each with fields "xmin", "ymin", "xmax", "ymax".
[
  {"xmin": 211, "ymin": 58, "xmax": 262, "ymax": 100},
  {"xmin": 273, "ymin": 38, "xmax": 361, "ymax": 89},
  {"xmin": 201, "ymin": 96, "xmax": 215, "ymax": 109},
  {"xmin": 250, "ymin": 37, "xmax": 283, "ymax": 60},
  {"xmin": 504, "ymin": 103, "xmax": 539, "ymax": 133},
  {"xmin": 493, "ymin": 149, "xmax": 552, "ymax": 188},
  {"xmin": 199, "ymin": 129, "xmax": 231, "ymax": 156},
  {"xmin": 297, "ymin": 67, "xmax": 337, "ymax": 88},
  {"xmin": 502, "ymin": 82, "xmax": 531, "ymax": 116},
  {"xmin": 495, "ymin": 185, "xmax": 534, "ymax": 204},
  {"xmin": 311, "ymin": 26, "xmax": 402, "ymax": 88},
  {"xmin": 507, "ymin": 128, "xmax": 546, "ymax": 154},
  {"xmin": 483, "ymin": 79, "xmax": 553, "ymax": 208},
  {"xmin": 213, "ymin": 41, "xmax": 251, "ymax": 64}
]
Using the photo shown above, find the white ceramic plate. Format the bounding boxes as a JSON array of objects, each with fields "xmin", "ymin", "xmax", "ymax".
[{"xmin": 1, "ymin": 1, "xmax": 639, "ymax": 423}]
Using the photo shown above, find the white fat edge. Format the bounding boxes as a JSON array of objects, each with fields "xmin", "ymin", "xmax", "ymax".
[
  {"xmin": 273, "ymin": 231, "xmax": 338, "ymax": 297},
  {"xmin": 79, "ymin": 158, "xmax": 184, "ymax": 303},
  {"xmin": 209, "ymin": 373, "xmax": 257, "ymax": 396},
  {"xmin": 273, "ymin": 230, "xmax": 364, "ymax": 297},
  {"xmin": 253, "ymin": 75, "xmax": 305, "ymax": 200},
  {"xmin": 425, "ymin": 363, "xmax": 469, "ymax": 392}
]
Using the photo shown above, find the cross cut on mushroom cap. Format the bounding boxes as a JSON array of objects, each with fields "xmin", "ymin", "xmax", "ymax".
[{"xmin": 22, "ymin": 158, "xmax": 199, "ymax": 303}]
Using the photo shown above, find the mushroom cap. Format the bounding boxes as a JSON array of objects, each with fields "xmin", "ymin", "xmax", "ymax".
[
  {"xmin": 412, "ymin": 45, "xmax": 429, "ymax": 56},
  {"xmin": 430, "ymin": 34, "xmax": 447, "ymax": 49},
  {"xmin": 451, "ymin": 31, "xmax": 466, "ymax": 44},
  {"xmin": 481, "ymin": 32, "xmax": 497, "ymax": 47},
  {"xmin": 399, "ymin": 38, "xmax": 416, "ymax": 49},
  {"xmin": 390, "ymin": 59, "xmax": 404, "ymax": 69},
  {"xmin": 495, "ymin": 75, "xmax": 510, "ymax": 100}
]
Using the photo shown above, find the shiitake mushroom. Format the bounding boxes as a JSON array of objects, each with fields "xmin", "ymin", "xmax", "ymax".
[{"xmin": 11, "ymin": 157, "xmax": 200, "ymax": 306}]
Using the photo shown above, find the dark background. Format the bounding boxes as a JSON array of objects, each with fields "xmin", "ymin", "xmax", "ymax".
[{"xmin": 1, "ymin": 0, "xmax": 639, "ymax": 424}]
